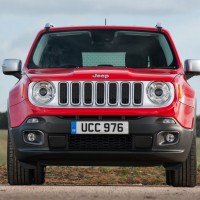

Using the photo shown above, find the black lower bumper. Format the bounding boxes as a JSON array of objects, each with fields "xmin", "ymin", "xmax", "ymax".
[{"xmin": 10, "ymin": 116, "xmax": 194, "ymax": 166}]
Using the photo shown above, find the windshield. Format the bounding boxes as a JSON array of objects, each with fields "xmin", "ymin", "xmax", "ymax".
[{"xmin": 29, "ymin": 30, "xmax": 178, "ymax": 69}]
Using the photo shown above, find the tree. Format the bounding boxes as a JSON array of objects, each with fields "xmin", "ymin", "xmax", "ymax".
[
  {"xmin": 0, "ymin": 112, "xmax": 8, "ymax": 129},
  {"xmin": 196, "ymin": 115, "xmax": 200, "ymax": 137}
]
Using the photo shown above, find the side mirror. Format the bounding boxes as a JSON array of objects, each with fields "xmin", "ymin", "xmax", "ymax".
[
  {"xmin": 184, "ymin": 59, "xmax": 200, "ymax": 79},
  {"xmin": 2, "ymin": 59, "xmax": 22, "ymax": 79}
]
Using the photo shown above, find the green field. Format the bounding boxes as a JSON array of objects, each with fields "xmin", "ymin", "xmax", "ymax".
[
  {"xmin": 1, "ymin": 130, "xmax": 200, "ymax": 165},
  {"xmin": 0, "ymin": 130, "xmax": 7, "ymax": 165}
]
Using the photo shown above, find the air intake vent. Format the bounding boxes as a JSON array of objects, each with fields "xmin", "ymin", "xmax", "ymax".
[
  {"xmin": 96, "ymin": 83, "xmax": 105, "ymax": 105},
  {"xmin": 109, "ymin": 83, "xmax": 117, "ymax": 105},
  {"xmin": 71, "ymin": 83, "xmax": 80, "ymax": 105},
  {"xmin": 121, "ymin": 83, "xmax": 130, "ymax": 105},
  {"xmin": 68, "ymin": 134, "xmax": 133, "ymax": 151},
  {"xmin": 134, "ymin": 83, "xmax": 143, "ymax": 105},
  {"xmin": 59, "ymin": 83, "xmax": 68, "ymax": 104},
  {"xmin": 84, "ymin": 83, "xmax": 93, "ymax": 105}
]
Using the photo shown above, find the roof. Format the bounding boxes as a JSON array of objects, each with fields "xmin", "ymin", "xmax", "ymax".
[{"xmin": 43, "ymin": 25, "xmax": 164, "ymax": 32}]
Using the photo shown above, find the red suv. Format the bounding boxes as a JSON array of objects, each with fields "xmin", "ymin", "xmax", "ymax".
[{"xmin": 2, "ymin": 23, "xmax": 200, "ymax": 186}]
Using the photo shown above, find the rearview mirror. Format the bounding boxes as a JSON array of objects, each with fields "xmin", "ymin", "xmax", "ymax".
[
  {"xmin": 184, "ymin": 59, "xmax": 200, "ymax": 79},
  {"xmin": 2, "ymin": 59, "xmax": 22, "ymax": 79}
]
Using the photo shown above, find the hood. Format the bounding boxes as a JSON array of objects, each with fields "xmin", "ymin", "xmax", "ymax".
[{"xmin": 25, "ymin": 67, "xmax": 179, "ymax": 82}]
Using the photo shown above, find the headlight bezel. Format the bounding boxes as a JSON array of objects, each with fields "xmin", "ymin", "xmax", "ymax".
[
  {"xmin": 147, "ymin": 81, "xmax": 171, "ymax": 105},
  {"xmin": 31, "ymin": 81, "xmax": 56, "ymax": 105}
]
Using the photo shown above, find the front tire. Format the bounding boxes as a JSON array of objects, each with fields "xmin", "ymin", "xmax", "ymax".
[
  {"xmin": 165, "ymin": 135, "xmax": 197, "ymax": 187},
  {"xmin": 7, "ymin": 131, "xmax": 46, "ymax": 185}
]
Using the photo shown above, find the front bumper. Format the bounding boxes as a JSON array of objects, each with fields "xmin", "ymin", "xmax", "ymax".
[{"xmin": 10, "ymin": 116, "xmax": 194, "ymax": 166}]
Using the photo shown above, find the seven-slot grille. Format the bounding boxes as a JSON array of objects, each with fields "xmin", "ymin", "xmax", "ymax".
[{"xmin": 59, "ymin": 81, "xmax": 143, "ymax": 107}]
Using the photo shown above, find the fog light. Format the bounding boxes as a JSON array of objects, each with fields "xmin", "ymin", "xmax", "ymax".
[
  {"xmin": 27, "ymin": 133, "xmax": 37, "ymax": 142},
  {"xmin": 165, "ymin": 133, "xmax": 175, "ymax": 143}
]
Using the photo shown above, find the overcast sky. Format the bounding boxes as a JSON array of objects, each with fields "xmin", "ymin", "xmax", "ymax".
[{"xmin": 1, "ymin": 0, "xmax": 200, "ymax": 113}]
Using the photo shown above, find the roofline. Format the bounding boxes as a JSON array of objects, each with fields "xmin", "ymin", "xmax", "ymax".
[{"xmin": 40, "ymin": 25, "xmax": 165, "ymax": 32}]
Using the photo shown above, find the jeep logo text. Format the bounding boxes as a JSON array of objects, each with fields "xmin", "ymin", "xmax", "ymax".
[{"xmin": 92, "ymin": 74, "xmax": 109, "ymax": 78}]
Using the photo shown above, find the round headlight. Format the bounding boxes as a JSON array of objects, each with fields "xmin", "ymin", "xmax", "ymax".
[
  {"xmin": 32, "ymin": 82, "xmax": 55, "ymax": 104},
  {"xmin": 147, "ymin": 82, "xmax": 171, "ymax": 104}
]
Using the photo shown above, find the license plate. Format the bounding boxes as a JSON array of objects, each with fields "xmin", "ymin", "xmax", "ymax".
[{"xmin": 71, "ymin": 121, "xmax": 129, "ymax": 134}]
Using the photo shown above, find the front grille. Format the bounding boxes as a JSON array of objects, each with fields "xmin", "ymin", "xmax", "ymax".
[
  {"xmin": 68, "ymin": 134, "xmax": 133, "ymax": 151},
  {"xmin": 58, "ymin": 81, "xmax": 143, "ymax": 107}
]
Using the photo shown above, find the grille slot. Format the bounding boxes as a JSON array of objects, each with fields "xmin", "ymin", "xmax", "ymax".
[
  {"xmin": 71, "ymin": 83, "xmax": 80, "ymax": 105},
  {"xmin": 121, "ymin": 83, "xmax": 130, "ymax": 105},
  {"xmin": 109, "ymin": 83, "xmax": 117, "ymax": 105},
  {"xmin": 84, "ymin": 83, "xmax": 93, "ymax": 105},
  {"xmin": 59, "ymin": 83, "xmax": 68, "ymax": 104},
  {"xmin": 96, "ymin": 83, "xmax": 105, "ymax": 105},
  {"xmin": 134, "ymin": 83, "xmax": 143, "ymax": 105},
  {"xmin": 68, "ymin": 134, "xmax": 133, "ymax": 151}
]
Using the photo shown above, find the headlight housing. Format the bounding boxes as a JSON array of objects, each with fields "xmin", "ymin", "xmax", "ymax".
[
  {"xmin": 32, "ymin": 82, "xmax": 55, "ymax": 105},
  {"xmin": 147, "ymin": 82, "xmax": 171, "ymax": 104}
]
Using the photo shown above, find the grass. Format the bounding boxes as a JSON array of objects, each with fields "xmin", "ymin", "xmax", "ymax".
[
  {"xmin": 0, "ymin": 130, "xmax": 7, "ymax": 165},
  {"xmin": 0, "ymin": 129, "xmax": 200, "ymax": 185}
]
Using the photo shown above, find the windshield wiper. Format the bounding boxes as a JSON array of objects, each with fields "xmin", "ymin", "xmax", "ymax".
[
  {"xmin": 147, "ymin": 66, "xmax": 178, "ymax": 69},
  {"xmin": 59, "ymin": 63, "xmax": 81, "ymax": 68},
  {"xmin": 97, "ymin": 64, "xmax": 113, "ymax": 67}
]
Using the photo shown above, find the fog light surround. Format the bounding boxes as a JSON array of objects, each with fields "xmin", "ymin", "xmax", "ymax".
[
  {"xmin": 23, "ymin": 130, "xmax": 44, "ymax": 145},
  {"xmin": 157, "ymin": 131, "xmax": 179, "ymax": 146}
]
